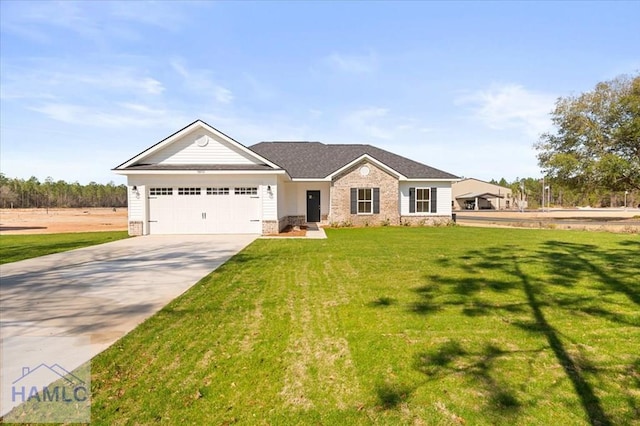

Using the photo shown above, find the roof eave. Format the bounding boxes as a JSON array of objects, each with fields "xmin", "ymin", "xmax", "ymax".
[
  {"xmin": 400, "ymin": 177, "xmax": 461, "ymax": 182},
  {"xmin": 290, "ymin": 177, "xmax": 332, "ymax": 182},
  {"xmin": 113, "ymin": 169, "xmax": 288, "ymax": 176}
]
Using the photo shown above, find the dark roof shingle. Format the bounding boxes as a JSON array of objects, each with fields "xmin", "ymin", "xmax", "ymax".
[{"xmin": 250, "ymin": 142, "xmax": 458, "ymax": 179}]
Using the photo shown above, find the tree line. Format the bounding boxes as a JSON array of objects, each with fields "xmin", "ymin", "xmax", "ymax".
[
  {"xmin": 0, "ymin": 174, "xmax": 127, "ymax": 209},
  {"xmin": 489, "ymin": 177, "xmax": 638, "ymax": 209}
]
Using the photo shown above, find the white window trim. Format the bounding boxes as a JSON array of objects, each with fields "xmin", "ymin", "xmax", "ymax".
[
  {"xmin": 357, "ymin": 188, "xmax": 373, "ymax": 215},
  {"xmin": 415, "ymin": 187, "xmax": 431, "ymax": 214}
]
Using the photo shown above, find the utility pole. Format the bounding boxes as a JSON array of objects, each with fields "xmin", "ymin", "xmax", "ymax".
[
  {"xmin": 625, "ymin": 190, "xmax": 628, "ymax": 210},
  {"xmin": 541, "ymin": 177, "xmax": 544, "ymax": 212}
]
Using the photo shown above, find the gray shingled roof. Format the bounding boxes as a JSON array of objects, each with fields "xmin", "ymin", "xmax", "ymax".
[{"xmin": 250, "ymin": 142, "xmax": 458, "ymax": 179}]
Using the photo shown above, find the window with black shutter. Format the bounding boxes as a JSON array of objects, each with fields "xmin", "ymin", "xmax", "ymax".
[
  {"xmin": 430, "ymin": 187, "xmax": 438, "ymax": 213},
  {"xmin": 350, "ymin": 188, "xmax": 379, "ymax": 214},
  {"xmin": 410, "ymin": 187, "xmax": 437, "ymax": 213}
]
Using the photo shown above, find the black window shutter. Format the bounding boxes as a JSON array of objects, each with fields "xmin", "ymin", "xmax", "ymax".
[
  {"xmin": 430, "ymin": 187, "xmax": 438, "ymax": 213},
  {"xmin": 409, "ymin": 187, "xmax": 416, "ymax": 213},
  {"xmin": 373, "ymin": 188, "xmax": 380, "ymax": 214},
  {"xmin": 350, "ymin": 188, "xmax": 357, "ymax": 214}
]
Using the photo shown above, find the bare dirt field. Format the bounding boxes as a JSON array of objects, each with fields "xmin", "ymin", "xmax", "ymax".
[
  {"xmin": 0, "ymin": 208, "xmax": 128, "ymax": 235},
  {"xmin": 1, "ymin": 208, "xmax": 639, "ymax": 236},
  {"xmin": 455, "ymin": 208, "xmax": 640, "ymax": 232}
]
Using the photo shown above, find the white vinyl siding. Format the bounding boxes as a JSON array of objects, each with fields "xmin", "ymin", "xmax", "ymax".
[
  {"xmin": 436, "ymin": 186, "xmax": 453, "ymax": 215},
  {"xmin": 400, "ymin": 182, "xmax": 453, "ymax": 216},
  {"xmin": 144, "ymin": 130, "xmax": 261, "ymax": 166},
  {"xmin": 260, "ymin": 177, "xmax": 278, "ymax": 221},
  {"xmin": 128, "ymin": 185, "xmax": 145, "ymax": 220}
]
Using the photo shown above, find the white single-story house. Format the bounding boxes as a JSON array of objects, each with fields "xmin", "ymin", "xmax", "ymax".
[{"xmin": 113, "ymin": 120, "xmax": 459, "ymax": 235}]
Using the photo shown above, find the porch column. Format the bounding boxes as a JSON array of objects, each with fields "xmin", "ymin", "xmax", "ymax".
[{"xmin": 475, "ymin": 197, "xmax": 479, "ymax": 210}]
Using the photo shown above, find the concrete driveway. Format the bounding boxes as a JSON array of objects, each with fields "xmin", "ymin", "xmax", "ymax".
[{"xmin": 0, "ymin": 234, "xmax": 257, "ymax": 416}]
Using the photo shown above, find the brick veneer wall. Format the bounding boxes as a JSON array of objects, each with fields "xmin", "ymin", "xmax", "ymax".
[
  {"xmin": 286, "ymin": 215, "xmax": 307, "ymax": 227},
  {"xmin": 330, "ymin": 161, "xmax": 400, "ymax": 226},
  {"xmin": 128, "ymin": 221, "xmax": 143, "ymax": 236},
  {"xmin": 278, "ymin": 215, "xmax": 330, "ymax": 230},
  {"xmin": 262, "ymin": 220, "xmax": 280, "ymax": 235},
  {"xmin": 399, "ymin": 216, "xmax": 452, "ymax": 226}
]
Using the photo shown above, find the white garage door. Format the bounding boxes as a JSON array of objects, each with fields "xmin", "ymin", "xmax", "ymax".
[{"xmin": 148, "ymin": 186, "xmax": 262, "ymax": 234}]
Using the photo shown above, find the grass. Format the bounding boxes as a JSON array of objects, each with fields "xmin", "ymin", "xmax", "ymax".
[
  {"xmin": 8, "ymin": 227, "xmax": 639, "ymax": 424},
  {"xmin": 0, "ymin": 231, "xmax": 129, "ymax": 264}
]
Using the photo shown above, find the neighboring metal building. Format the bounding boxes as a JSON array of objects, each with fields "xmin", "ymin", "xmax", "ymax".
[{"xmin": 452, "ymin": 178, "xmax": 514, "ymax": 210}]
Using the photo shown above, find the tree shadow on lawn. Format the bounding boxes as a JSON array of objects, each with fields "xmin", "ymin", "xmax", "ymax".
[
  {"xmin": 368, "ymin": 296, "xmax": 397, "ymax": 307},
  {"xmin": 409, "ymin": 238, "xmax": 640, "ymax": 425},
  {"xmin": 375, "ymin": 381, "xmax": 416, "ymax": 409},
  {"xmin": 539, "ymin": 240, "xmax": 640, "ymax": 307},
  {"xmin": 414, "ymin": 340, "xmax": 530, "ymax": 413}
]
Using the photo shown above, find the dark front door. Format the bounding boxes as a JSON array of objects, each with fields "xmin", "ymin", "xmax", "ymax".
[{"xmin": 306, "ymin": 190, "xmax": 321, "ymax": 222}]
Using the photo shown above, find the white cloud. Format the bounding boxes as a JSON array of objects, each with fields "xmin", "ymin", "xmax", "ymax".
[
  {"xmin": 309, "ymin": 109, "xmax": 323, "ymax": 119},
  {"xmin": 138, "ymin": 77, "xmax": 165, "ymax": 95},
  {"xmin": 341, "ymin": 108, "xmax": 435, "ymax": 142},
  {"xmin": 1, "ymin": 1, "xmax": 208, "ymax": 44},
  {"xmin": 73, "ymin": 71, "xmax": 165, "ymax": 95},
  {"xmin": 455, "ymin": 84, "xmax": 556, "ymax": 138},
  {"xmin": 119, "ymin": 102, "xmax": 167, "ymax": 115},
  {"xmin": 107, "ymin": 2, "xmax": 200, "ymax": 31},
  {"xmin": 29, "ymin": 102, "xmax": 186, "ymax": 129},
  {"xmin": 170, "ymin": 59, "xmax": 233, "ymax": 104},
  {"xmin": 214, "ymin": 87, "xmax": 234, "ymax": 104},
  {"xmin": 343, "ymin": 107, "xmax": 391, "ymax": 139},
  {"xmin": 242, "ymin": 73, "xmax": 277, "ymax": 101},
  {"xmin": 326, "ymin": 51, "xmax": 378, "ymax": 74},
  {"xmin": 1, "ymin": 2, "xmax": 122, "ymax": 45},
  {"xmin": 1, "ymin": 62, "xmax": 165, "ymax": 100}
]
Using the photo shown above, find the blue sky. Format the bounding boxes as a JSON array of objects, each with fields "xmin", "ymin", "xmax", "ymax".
[{"xmin": 1, "ymin": 1, "xmax": 638, "ymax": 185}]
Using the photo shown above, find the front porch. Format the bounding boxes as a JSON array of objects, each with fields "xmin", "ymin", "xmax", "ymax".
[{"xmin": 276, "ymin": 181, "xmax": 331, "ymax": 232}]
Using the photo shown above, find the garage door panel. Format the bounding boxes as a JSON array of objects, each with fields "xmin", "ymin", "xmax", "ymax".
[
  {"xmin": 148, "ymin": 196, "xmax": 176, "ymax": 234},
  {"xmin": 148, "ymin": 186, "xmax": 262, "ymax": 234},
  {"xmin": 203, "ymin": 194, "xmax": 261, "ymax": 234}
]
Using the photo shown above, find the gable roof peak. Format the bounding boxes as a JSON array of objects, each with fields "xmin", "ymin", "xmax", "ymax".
[{"xmin": 114, "ymin": 120, "xmax": 280, "ymax": 171}]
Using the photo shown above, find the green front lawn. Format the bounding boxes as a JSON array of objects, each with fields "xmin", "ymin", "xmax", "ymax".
[
  {"xmin": 0, "ymin": 231, "xmax": 129, "ymax": 264},
  {"xmin": 84, "ymin": 228, "xmax": 640, "ymax": 423}
]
